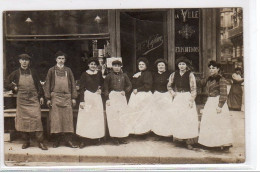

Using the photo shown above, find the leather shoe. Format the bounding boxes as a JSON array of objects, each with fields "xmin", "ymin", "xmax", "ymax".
[
  {"xmin": 53, "ymin": 141, "xmax": 60, "ymax": 148},
  {"xmin": 22, "ymin": 142, "xmax": 30, "ymax": 149},
  {"xmin": 66, "ymin": 141, "xmax": 78, "ymax": 148},
  {"xmin": 39, "ymin": 143, "xmax": 48, "ymax": 150},
  {"xmin": 118, "ymin": 139, "xmax": 128, "ymax": 144},
  {"xmin": 79, "ymin": 142, "xmax": 86, "ymax": 149}
]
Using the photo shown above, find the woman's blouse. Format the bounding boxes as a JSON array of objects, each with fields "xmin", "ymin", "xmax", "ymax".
[
  {"xmin": 79, "ymin": 71, "xmax": 103, "ymax": 102},
  {"xmin": 205, "ymin": 75, "xmax": 228, "ymax": 108},
  {"xmin": 152, "ymin": 71, "xmax": 171, "ymax": 93},
  {"xmin": 132, "ymin": 70, "xmax": 153, "ymax": 92},
  {"xmin": 167, "ymin": 70, "xmax": 197, "ymax": 101}
]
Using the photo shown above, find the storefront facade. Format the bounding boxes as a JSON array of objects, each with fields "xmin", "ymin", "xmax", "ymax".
[{"xmin": 3, "ymin": 9, "xmax": 222, "ymax": 82}]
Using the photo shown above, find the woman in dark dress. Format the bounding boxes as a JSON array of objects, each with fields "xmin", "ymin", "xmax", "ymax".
[
  {"xmin": 227, "ymin": 67, "xmax": 244, "ymax": 111},
  {"xmin": 151, "ymin": 59, "xmax": 173, "ymax": 137},
  {"xmin": 128, "ymin": 57, "xmax": 153, "ymax": 135},
  {"xmin": 76, "ymin": 57, "xmax": 105, "ymax": 148}
]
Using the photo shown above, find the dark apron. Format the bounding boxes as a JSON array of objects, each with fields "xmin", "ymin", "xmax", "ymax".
[
  {"xmin": 50, "ymin": 70, "xmax": 74, "ymax": 133},
  {"xmin": 16, "ymin": 69, "xmax": 43, "ymax": 132}
]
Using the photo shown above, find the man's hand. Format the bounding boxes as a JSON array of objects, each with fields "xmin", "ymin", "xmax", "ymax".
[
  {"xmin": 14, "ymin": 86, "xmax": 18, "ymax": 91},
  {"xmin": 133, "ymin": 89, "xmax": 138, "ymax": 95},
  {"xmin": 40, "ymin": 98, "xmax": 44, "ymax": 105},
  {"xmin": 47, "ymin": 100, "xmax": 52, "ymax": 108},
  {"xmin": 121, "ymin": 91, "xmax": 125, "ymax": 96},
  {"xmin": 72, "ymin": 99, "xmax": 76, "ymax": 107},
  {"xmin": 79, "ymin": 102, "xmax": 85, "ymax": 109},
  {"xmin": 106, "ymin": 100, "xmax": 110, "ymax": 106}
]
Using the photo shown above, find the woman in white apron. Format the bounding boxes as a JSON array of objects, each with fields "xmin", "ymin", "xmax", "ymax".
[
  {"xmin": 198, "ymin": 60, "xmax": 233, "ymax": 150},
  {"xmin": 128, "ymin": 57, "xmax": 153, "ymax": 135},
  {"xmin": 104, "ymin": 60, "xmax": 132, "ymax": 145},
  {"xmin": 76, "ymin": 57, "xmax": 105, "ymax": 148},
  {"xmin": 167, "ymin": 56, "xmax": 199, "ymax": 150},
  {"xmin": 151, "ymin": 59, "xmax": 173, "ymax": 137}
]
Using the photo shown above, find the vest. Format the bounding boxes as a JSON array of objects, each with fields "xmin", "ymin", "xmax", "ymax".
[{"xmin": 172, "ymin": 70, "xmax": 191, "ymax": 92}]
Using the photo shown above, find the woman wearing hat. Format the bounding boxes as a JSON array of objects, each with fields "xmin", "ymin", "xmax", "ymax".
[
  {"xmin": 227, "ymin": 67, "xmax": 244, "ymax": 111},
  {"xmin": 76, "ymin": 57, "xmax": 105, "ymax": 148},
  {"xmin": 4, "ymin": 54, "xmax": 48, "ymax": 150},
  {"xmin": 151, "ymin": 58, "xmax": 173, "ymax": 137},
  {"xmin": 198, "ymin": 60, "xmax": 232, "ymax": 150},
  {"xmin": 128, "ymin": 57, "xmax": 153, "ymax": 135},
  {"xmin": 167, "ymin": 56, "xmax": 199, "ymax": 149}
]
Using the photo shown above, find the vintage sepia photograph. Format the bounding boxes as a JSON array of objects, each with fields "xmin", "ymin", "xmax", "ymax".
[{"xmin": 2, "ymin": 7, "xmax": 246, "ymax": 167}]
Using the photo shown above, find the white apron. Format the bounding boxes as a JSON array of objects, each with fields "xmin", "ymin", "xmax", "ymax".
[
  {"xmin": 198, "ymin": 96, "xmax": 233, "ymax": 147},
  {"xmin": 171, "ymin": 92, "xmax": 199, "ymax": 139},
  {"xmin": 128, "ymin": 91, "xmax": 153, "ymax": 135},
  {"xmin": 106, "ymin": 91, "xmax": 130, "ymax": 138},
  {"xmin": 76, "ymin": 90, "xmax": 105, "ymax": 139},
  {"xmin": 151, "ymin": 91, "xmax": 174, "ymax": 137}
]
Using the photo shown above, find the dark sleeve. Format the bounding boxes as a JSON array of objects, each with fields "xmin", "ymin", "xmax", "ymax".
[
  {"xmin": 103, "ymin": 74, "xmax": 111, "ymax": 100},
  {"xmin": 79, "ymin": 73, "xmax": 86, "ymax": 102},
  {"xmin": 69, "ymin": 69, "xmax": 78, "ymax": 99},
  {"xmin": 4, "ymin": 70, "xmax": 18, "ymax": 91},
  {"xmin": 124, "ymin": 74, "xmax": 132, "ymax": 93},
  {"xmin": 44, "ymin": 68, "xmax": 52, "ymax": 100},
  {"xmin": 137, "ymin": 71, "xmax": 153, "ymax": 92},
  {"xmin": 218, "ymin": 77, "xmax": 228, "ymax": 108}
]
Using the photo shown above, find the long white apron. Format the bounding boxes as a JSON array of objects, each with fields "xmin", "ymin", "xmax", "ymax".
[
  {"xmin": 151, "ymin": 91, "xmax": 174, "ymax": 137},
  {"xmin": 198, "ymin": 96, "xmax": 233, "ymax": 147},
  {"xmin": 76, "ymin": 90, "xmax": 105, "ymax": 139},
  {"xmin": 128, "ymin": 91, "xmax": 153, "ymax": 135},
  {"xmin": 106, "ymin": 91, "xmax": 130, "ymax": 138},
  {"xmin": 171, "ymin": 92, "xmax": 199, "ymax": 139}
]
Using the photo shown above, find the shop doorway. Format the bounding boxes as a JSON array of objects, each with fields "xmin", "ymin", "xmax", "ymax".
[{"xmin": 120, "ymin": 11, "xmax": 167, "ymax": 75}]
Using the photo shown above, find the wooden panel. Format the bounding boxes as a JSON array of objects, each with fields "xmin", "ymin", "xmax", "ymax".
[
  {"xmin": 108, "ymin": 10, "xmax": 117, "ymax": 57},
  {"xmin": 167, "ymin": 9, "xmax": 175, "ymax": 71},
  {"xmin": 115, "ymin": 10, "xmax": 121, "ymax": 57}
]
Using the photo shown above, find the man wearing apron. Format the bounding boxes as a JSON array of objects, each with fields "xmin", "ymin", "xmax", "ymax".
[
  {"xmin": 45, "ymin": 51, "xmax": 78, "ymax": 148},
  {"xmin": 4, "ymin": 54, "xmax": 48, "ymax": 150}
]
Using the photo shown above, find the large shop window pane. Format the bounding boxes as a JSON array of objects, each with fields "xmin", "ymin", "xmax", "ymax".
[
  {"xmin": 5, "ymin": 10, "xmax": 108, "ymax": 35},
  {"xmin": 175, "ymin": 9, "xmax": 200, "ymax": 72}
]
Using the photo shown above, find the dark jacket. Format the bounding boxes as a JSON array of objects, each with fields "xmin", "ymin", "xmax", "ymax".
[
  {"xmin": 44, "ymin": 65, "xmax": 78, "ymax": 100},
  {"xmin": 4, "ymin": 68, "xmax": 44, "ymax": 98}
]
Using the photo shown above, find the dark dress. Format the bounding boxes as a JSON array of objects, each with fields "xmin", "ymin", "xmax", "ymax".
[
  {"xmin": 227, "ymin": 73, "xmax": 244, "ymax": 111},
  {"xmin": 76, "ymin": 71, "xmax": 105, "ymax": 139}
]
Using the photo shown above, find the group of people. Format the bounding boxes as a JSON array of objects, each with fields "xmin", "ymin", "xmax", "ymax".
[{"xmin": 5, "ymin": 51, "xmax": 233, "ymax": 151}]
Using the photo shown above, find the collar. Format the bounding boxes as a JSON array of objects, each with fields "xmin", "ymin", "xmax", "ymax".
[
  {"xmin": 86, "ymin": 69, "xmax": 98, "ymax": 75},
  {"xmin": 207, "ymin": 74, "xmax": 222, "ymax": 82},
  {"xmin": 158, "ymin": 70, "xmax": 166, "ymax": 74},
  {"xmin": 56, "ymin": 64, "xmax": 64, "ymax": 69}
]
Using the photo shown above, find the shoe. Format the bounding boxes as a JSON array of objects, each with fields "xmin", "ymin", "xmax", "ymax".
[
  {"xmin": 22, "ymin": 142, "xmax": 30, "ymax": 149},
  {"xmin": 118, "ymin": 139, "xmax": 128, "ymax": 144},
  {"xmin": 39, "ymin": 143, "xmax": 48, "ymax": 150},
  {"xmin": 66, "ymin": 141, "xmax": 78, "ymax": 148},
  {"xmin": 79, "ymin": 142, "xmax": 86, "ymax": 149},
  {"xmin": 53, "ymin": 141, "xmax": 60, "ymax": 148},
  {"xmin": 112, "ymin": 139, "xmax": 120, "ymax": 145},
  {"xmin": 187, "ymin": 144, "xmax": 194, "ymax": 150}
]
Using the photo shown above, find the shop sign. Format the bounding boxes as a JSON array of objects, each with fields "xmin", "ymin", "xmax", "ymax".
[
  {"xmin": 137, "ymin": 34, "xmax": 163, "ymax": 56},
  {"xmin": 175, "ymin": 9, "xmax": 200, "ymax": 71}
]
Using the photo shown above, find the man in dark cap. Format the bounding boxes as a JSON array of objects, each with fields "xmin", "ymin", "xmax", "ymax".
[
  {"xmin": 4, "ymin": 54, "xmax": 48, "ymax": 150},
  {"xmin": 44, "ymin": 51, "xmax": 78, "ymax": 148}
]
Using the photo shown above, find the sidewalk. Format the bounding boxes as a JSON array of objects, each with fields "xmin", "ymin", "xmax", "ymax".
[{"xmin": 4, "ymin": 111, "xmax": 245, "ymax": 165}]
